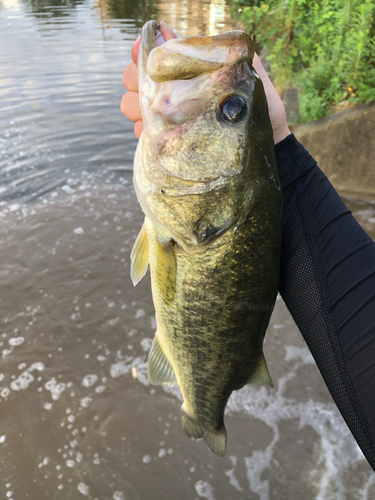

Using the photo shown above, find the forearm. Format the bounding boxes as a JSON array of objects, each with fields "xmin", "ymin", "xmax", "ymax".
[{"xmin": 275, "ymin": 134, "xmax": 375, "ymax": 471}]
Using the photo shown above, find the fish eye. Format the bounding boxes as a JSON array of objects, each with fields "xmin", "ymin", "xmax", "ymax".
[{"xmin": 219, "ymin": 95, "xmax": 247, "ymax": 124}]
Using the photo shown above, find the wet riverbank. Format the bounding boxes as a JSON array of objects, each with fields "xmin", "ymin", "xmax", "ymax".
[{"xmin": 294, "ymin": 103, "xmax": 375, "ymax": 200}]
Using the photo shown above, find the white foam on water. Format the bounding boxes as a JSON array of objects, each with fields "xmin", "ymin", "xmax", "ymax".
[
  {"xmin": 140, "ymin": 338, "xmax": 152, "ymax": 352},
  {"xmin": 113, "ymin": 492, "xmax": 125, "ymax": 500},
  {"xmin": 1, "ymin": 387, "xmax": 10, "ymax": 398},
  {"xmin": 284, "ymin": 345, "xmax": 315, "ymax": 364},
  {"xmin": 45, "ymin": 378, "xmax": 66, "ymax": 401},
  {"xmin": 315, "ymin": 436, "xmax": 345, "ymax": 500},
  {"xmin": 8, "ymin": 204, "xmax": 20, "ymax": 212},
  {"xmin": 80, "ymin": 397, "xmax": 92, "ymax": 408},
  {"xmin": 38, "ymin": 457, "xmax": 50, "ymax": 468},
  {"xmin": 195, "ymin": 480, "xmax": 215, "ymax": 500},
  {"xmin": 135, "ymin": 309, "xmax": 146, "ymax": 319},
  {"xmin": 81, "ymin": 374, "xmax": 98, "ymax": 387},
  {"xmin": 77, "ymin": 482, "xmax": 89, "ymax": 496},
  {"xmin": 115, "ymin": 340, "xmax": 374, "ymax": 497},
  {"xmin": 8, "ymin": 337, "xmax": 24, "ymax": 347},
  {"xmin": 110, "ymin": 356, "xmax": 145, "ymax": 379},
  {"xmin": 30, "ymin": 362, "xmax": 45, "ymax": 371},
  {"xmin": 228, "ymin": 361, "xmax": 369, "ymax": 499},
  {"xmin": 358, "ymin": 474, "xmax": 375, "ymax": 500},
  {"xmin": 150, "ymin": 316, "xmax": 157, "ymax": 329},
  {"xmin": 95, "ymin": 385, "xmax": 106, "ymax": 394},
  {"xmin": 10, "ymin": 362, "xmax": 45, "ymax": 391},
  {"xmin": 224, "ymin": 456, "xmax": 242, "ymax": 492}
]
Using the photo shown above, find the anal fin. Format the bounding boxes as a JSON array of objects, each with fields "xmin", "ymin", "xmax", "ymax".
[
  {"xmin": 247, "ymin": 351, "xmax": 273, "ymax": 387},
  {"xmin": 130, "ymin": 223, "xmax": 149, "ymax": 286},
  {"xmin": 181, "ymin": 404, "xmax": 203, "ymax": 440},
  {"xmin": 147, "ymin": 335, "xmax": 177, "ymax": 386}
]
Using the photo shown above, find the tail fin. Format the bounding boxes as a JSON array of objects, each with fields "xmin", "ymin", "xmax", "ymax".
[
  {"xmin": 202, "ymin": 427, "xmax": 227, "ymax": 457},
  {"xmin": 181, "ymin": 404, "xmax": 227, "ymax": 457}
]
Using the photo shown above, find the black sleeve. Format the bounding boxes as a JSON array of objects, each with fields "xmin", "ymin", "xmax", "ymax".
[{"xmin": 275, "ymin": 133, "xmax": 375, "ymax": 471}]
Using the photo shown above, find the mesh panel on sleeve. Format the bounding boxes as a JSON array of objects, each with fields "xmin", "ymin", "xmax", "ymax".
[{"xmin": 279, "ymin": 180, "xmax": 375, "ymax": 470}]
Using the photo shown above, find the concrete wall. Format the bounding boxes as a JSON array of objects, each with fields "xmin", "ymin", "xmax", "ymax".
[{"xmin": 293, "ymin": 103, "xmax": 375, "ymax": 200}]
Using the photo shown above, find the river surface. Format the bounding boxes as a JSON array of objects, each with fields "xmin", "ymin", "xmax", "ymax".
[{"xmin": 0, "ymin": 0, "xmax": 375, "ymax": 499}]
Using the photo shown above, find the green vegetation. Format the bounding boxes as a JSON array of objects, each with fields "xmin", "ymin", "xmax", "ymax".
[{"xmin": 231, "ymin": 0, "xmax": 375, "ymax": 122}]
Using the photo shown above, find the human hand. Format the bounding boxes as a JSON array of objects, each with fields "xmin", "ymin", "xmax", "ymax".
[
  {"xmin": 120, "ymin": 21, "xmax": 176, "ymax": 139},
  {"xmin": 252, "ymin": 53, "xmax": 290, "ymax": 144},
  {"xmin": 121, "ymin": 22, "xmax": 290, "ymax": 144}
]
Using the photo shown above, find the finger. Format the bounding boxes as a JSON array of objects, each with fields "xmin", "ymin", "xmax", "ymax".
[
  {"xmin": 123, "ymin": 62, "xmax": 138, "ymax": 91},
  {"xmin": 134, "ymin": 120, "xmax": 144, "ymax": 139},
  {"xmin": 131, "ymin": 36, "xmax": 140, "ymax": 64},
  {"xmin": 253, "ymin": 53, "xmax": 280, "ymax": 103},
  {"xmin": 160, "ymin": 20, "xmax": 177, "ymax": 41},
  {"xmin": 253, "ymin": 53, "xmax": 271, "ymax": 87},
  {"xmin": 253, "ymin": 53, "xmax": 290, "ymax": 144},
  {"xmin": 120, "ymin": 91, "xmax": 141, "ymax": 122}
]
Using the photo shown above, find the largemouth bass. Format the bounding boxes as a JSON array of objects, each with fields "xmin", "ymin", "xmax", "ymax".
[{"xmin": 131, "ymin": 21, "xmax": 282, "ymax": 457}]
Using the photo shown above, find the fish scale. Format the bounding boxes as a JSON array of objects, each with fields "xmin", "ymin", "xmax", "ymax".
[{"xmin": 131, "ymin": 20, "xmax": 282, "ymax": 456}]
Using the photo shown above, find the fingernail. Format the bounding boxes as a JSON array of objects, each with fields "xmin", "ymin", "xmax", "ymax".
[
  {"xmin": 155, "ymin": 33, "xmax": 166, "ymax": 46},
  {"xmin": 160, "ymin": 20, "xmax": 177, "ymax": 40}
]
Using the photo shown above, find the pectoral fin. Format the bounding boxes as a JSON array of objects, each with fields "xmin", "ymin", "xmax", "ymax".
[
  {"xmin": 247, "ymin": 352, "xmax": 273, "ymax": 387},
  {"xmin": 130, "ymin": 223, "xmax": 149, "ymax": 286},
  {"xmin": 156, "ymin": 237, "xmax": 176, "ymax": 306},
  {"xmin": 148, "ymin": 335, "xmax": 177, "ymax": 386}
]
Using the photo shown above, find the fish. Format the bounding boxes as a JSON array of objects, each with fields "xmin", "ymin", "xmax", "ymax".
[{"xmin": 130, "ymin": 20, "xmax": 282, "ymax": 457}]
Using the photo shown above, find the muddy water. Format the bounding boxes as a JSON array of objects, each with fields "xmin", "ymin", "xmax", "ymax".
[{"xmin": 0, "ymin": 0, "xmax": 374, "ymax": 499}]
